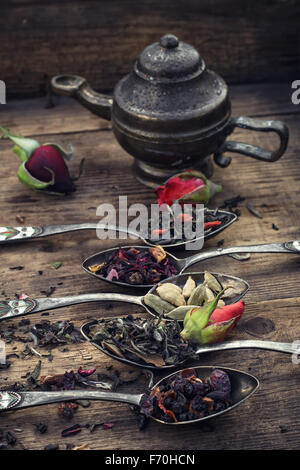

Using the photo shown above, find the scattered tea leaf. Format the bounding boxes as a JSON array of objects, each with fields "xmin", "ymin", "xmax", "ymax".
[
  {"xmin": 246, "ymin": 202, "xmax": 263, "ymax": 219},
  {"xmin": 16, "ymin": 215, "xmax": 26, "ymax": 224}
]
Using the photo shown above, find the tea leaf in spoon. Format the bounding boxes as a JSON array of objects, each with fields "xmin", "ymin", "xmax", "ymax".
[{"xmin": 101, "ymin": 340, "xmax": 125, "ymax": 358}]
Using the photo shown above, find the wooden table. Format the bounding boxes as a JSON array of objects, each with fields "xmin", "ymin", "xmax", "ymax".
[{"xmin": 0, "ymin": 81, "xmax": 300, "ymax": 450}]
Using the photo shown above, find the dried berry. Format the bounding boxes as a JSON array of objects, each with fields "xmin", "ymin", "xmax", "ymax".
[
  {"xmin": 44, "ymin": 444, "xmax": 59, "ymax": 450},
  {"xmin": 141, "ymin": 368, "xmax": 231, "ymax": 423},
  {"xmin": 209, "ymin": 369, "xmax": 231, "ymax": 398},
  {"xmin": 58, "ymin": 402, "xmax": 78, "ymax": 419}
]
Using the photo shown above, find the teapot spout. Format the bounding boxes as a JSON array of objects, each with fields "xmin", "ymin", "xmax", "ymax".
[{"xmin": 51, "ymin": 75, "xmax": 112, "ymax": 121}]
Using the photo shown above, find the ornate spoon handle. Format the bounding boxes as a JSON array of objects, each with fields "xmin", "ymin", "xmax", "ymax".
[
  {"xmin": 0, "ymin": 293, "xmax": 143, "ymax": 321},
  {"xmin": 182, "ymin": 241, "xmax": 300, "ymax": 269},
  {"xmin": 0, "ymin": 390, "xmax": 143, "ymax": 411},
  {"xmin": 196, "ymin": 339, "xmax": 298, "ymax": 355}
]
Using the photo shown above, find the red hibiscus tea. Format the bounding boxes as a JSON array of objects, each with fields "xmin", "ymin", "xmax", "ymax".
[{"xmin": 88, "ymin": 246, "xmax": 178, "ymax": 285}]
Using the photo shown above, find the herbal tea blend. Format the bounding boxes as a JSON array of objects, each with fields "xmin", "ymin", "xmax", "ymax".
[
  {"xmin": 141, "ymin": 368, "xmax": 231, "ymax": 423},
  {"xmin": 87, "ymin": 315, "xmax": 198, "ymax": 367},
  {"xmin": 88, "ymin": 246, "xmax": 178, "ymax": 285}
]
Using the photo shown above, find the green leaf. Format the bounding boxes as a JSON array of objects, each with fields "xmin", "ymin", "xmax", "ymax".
[
  {"xmin": 52, "ymin": 261, "xmax": 63, "ymax": 270},
  {"xmin": 13, "ymin": 145, "xmax": 29, "ymax": 163},
  {"xmin": 0, "ymin": 125, "xmax": 40, "ymax": 158},
  {"xmin": 45, "ymin": 142, "xmax": 74, "ymax": 161},
  {"xmin": 200, "ymin": 318, "xmax": 236, "ymax": 344}
]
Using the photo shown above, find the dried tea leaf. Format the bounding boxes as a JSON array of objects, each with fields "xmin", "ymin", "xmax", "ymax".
[
  {"xmin": 182, "ymin": 276, "xmax": 196, "ymax": 299},
  {"xmin": 87, "ymin": 315, "xmax": 197, "ymax": 368},
  {"xmin": 121, "ymin": 345, "xmax": 166, "ymax": 367},
  {"xmin": 145, "ymin": 354, "xmax": 168, "ymax": 368},
  {"xmin": 247, "ymin": 202, "xmax": 263, "ymax": 219},
  {"xmin": 27, "ymin": 360, "xmax": 42, "ymax": 384},
  {"xmin": 52, "ymin": 261, "xmax": 63, "ymax": 270},
  {"xmin": 101, "ymin": 341, "xmax": 125, "ymax": 358}
]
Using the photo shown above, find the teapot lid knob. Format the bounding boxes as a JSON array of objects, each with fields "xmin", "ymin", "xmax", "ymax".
[{"xmin": 160, "ymin": 34, "xmax": 179, "ymax": 49}]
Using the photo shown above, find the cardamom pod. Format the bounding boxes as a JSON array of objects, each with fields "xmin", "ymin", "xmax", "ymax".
[
  {"xmin": 204, "ymin": 271, "xmax": 222, "ymax": 292},
  {"xmin": 182, "ymin": 276, "xmax": 196, "ymax": 299},
  {"xmin": 218, "ymin": 279, "xmax": 245, "ymax": 298},
  {"xmin": 188, "ymin": 283, "xmax": 206, "ymax": 305},
  {"xmin": 165, "ymin": 305, "xmax": 199, "ymax": 320},
  {"xmin": 156, "ymin": 283, "xmax": 185, "ymax": 307}
]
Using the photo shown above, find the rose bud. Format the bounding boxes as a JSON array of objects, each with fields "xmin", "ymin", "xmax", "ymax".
[
  {"xmin": 201, "ymin": 301, "xmax": 245, "ymax": 344},
  {"xmin": 180, "ymin": 291, "xmax": 244, "ymax": 345},
  {"xmin": 0, "ymin": 125, "xmax": 75, "ymax": 194},
  {"xmin": 154, "ymin": 170, "xmax": 222, "ymax": 206}
]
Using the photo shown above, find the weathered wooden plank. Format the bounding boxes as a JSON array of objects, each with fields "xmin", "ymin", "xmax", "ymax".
[{"xmin": 0, "ymin": 0, "xmax": 299, "ymax": 97}]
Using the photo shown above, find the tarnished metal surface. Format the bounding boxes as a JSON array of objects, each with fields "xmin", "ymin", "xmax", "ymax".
[{"xmin": 51, "ymin": 34, "xmax": 289, "ymax": 186}]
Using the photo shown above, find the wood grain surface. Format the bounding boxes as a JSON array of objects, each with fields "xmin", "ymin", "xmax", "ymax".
[
  {"xmin": 1, "ymin": 0, "xmax": 299, "ymax": 97},
  {"xmin": 0, "ymin": 81, "xmax": 300, "ymax": 450}
]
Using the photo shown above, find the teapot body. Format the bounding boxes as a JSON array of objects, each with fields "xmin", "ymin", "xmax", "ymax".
[
  {"xmin": 111, "ymin": 71, "xmax": 231, "ymax": 172},
  {"xmin": 111, "ymin": 64, "xmax": 231, "ymax": 184}
]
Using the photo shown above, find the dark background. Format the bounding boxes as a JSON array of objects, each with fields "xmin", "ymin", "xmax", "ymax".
[{"xmin": 1, "ymin": 0, "xmax": 300, "ymax": 98}]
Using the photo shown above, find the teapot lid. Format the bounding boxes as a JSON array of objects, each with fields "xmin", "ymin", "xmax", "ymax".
[{"xmin": 135, "ymin": 34, "xmax": 205, "ymax": 82}]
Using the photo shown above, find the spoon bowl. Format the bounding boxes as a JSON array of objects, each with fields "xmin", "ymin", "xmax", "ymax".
[
  {"xmin": 80, "ymin": 270, "xmax": 249, "ymax": 371},
  {"xmin": 149, "ymin": 366, "xmax": 259, "ymax": 425},
  {"xmin": 81, "ymin": 315, "xmax": 299, "ymax": 372},
  {"xmin": 0, "ymin": 272, "xmax": 248, "ymax": 323},
  {"xmin": 0, "ymin": 209, "xmax": 237, "ymax": 249},
  {"xmin": 143, "ymin": 271, "xmax": 248, "ymax": 317},
  {"xmin": 145, "ymin": 208, "xmax": 237, "ymax": 248}
]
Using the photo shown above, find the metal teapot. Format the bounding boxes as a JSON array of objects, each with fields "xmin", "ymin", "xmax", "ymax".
[{"xmin": 51, "ymin": 34, "xmax": 289, "ymax": 187}]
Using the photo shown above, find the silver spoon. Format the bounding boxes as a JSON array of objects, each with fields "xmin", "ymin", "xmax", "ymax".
[
  {"xmin": 0, "ymin": 209, "xmax": 236, "ymax": 249},
  {"xmin": 83, "ymin": 240, "xmax": 300, "ymax": 288},
  {"xmin": 81, "ymin": 318, "xmax": 299, "ymax": 370},
  {"xmin": 0, "ymin": 366, "xmax": 259, "ymax": 426},
  {"xmin": 0, "ymin": 272, "xmax": 248, "ymax": 322}
]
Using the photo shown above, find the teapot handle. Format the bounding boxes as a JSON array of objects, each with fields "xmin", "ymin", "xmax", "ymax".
[
  {"xmin": 51, "ymin": 75, "xmax": 113, "ymax": 121},
  {"xmin": 214, "ymin": 116, "xmax": 289, "ymax": 167}
]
